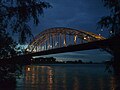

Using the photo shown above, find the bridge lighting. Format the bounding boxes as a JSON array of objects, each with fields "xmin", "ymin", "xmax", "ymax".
[
  {"xmin": 26, "ymin": 49, "xmax": 30, "ymax": 51},
  {"xmin": 84, "ymin": 37, "xmax": 86, "ymax": 40},
  {"xmin": 63, "ymin": 34, "xmax": 67, "ymax": 47},
  {"xmin": 64, "ymin": 40, "xmax": 66, "ymax": 46},
  {"xmin": 27, "ymin": 67, "xmax": 31, "ymax": 71},
  {"xmin": 74, "ymin": 35, "xmax": 77, "ymax": 44},
  {"xmin": 33, "ymin": 49, "xmax": 36, "ymax": 52}
]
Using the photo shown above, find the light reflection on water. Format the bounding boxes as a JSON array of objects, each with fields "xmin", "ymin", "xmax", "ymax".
[{"xmin": 16, "ymin": 64, "xmax": 120, "ymax": 90}]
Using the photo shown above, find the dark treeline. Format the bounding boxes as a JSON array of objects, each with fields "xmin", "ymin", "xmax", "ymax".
[{"xmin": 31, "ymin": 57, "xmax": 103, "ymax": 64}]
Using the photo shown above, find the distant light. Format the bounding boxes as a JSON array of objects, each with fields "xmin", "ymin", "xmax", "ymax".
[
  {"xmin": 26, "ymin": 49, "xmax": 30, "ymax": 51},
  {"xmin": 98, "ymin": 34, "xmax": 101, "ymax": 36},
  {"xmin": 84, "ymin": 37, "xmax": 86, "ymax": 40},
  {"xmin": 27, "ymin": 67, "xmax": 31, "ymax": 71}
]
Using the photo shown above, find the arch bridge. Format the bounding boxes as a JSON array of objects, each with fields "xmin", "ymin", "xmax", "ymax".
[{"xmin": 26, "ymin": 27, "xmax": 105, "ymax": 53}]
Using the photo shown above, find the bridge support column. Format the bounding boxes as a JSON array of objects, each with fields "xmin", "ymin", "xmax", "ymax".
[
  {"xmin": 48, "ymin": 34, "xmax": 50, "ymax": 49},
  {"xmin": 38, "ymin": 46, "xmax": 41, "ymax": 51},
  {"xmin": 54, "ymin": 35, "xmax": 57, "ymax": 48},
  {"xmin": 59, "ymin": 33, "xmax": 62, "ymax": 47},
  {"xmin": 51, "ymin": 35, "xmax": 54, "ymax": 49},
  {"xmin": 74, "ymin": 35, "xmax": 77, "ymax": 45},
  {"xmin": 68, "ymin": 35, "xmax": 71, "ymax": 45},
  {"xmin": 64, "ymin": 34, "xmax": 67, "ymax": 47},
  {"xmin": 41, "ymin": 44, "xmax": 43, "ymax": 51},
  {"xmin": 53, "ymin": 35, "xmax": 55, "ymax": 48},
  {"xmin": 46, "ymin": 41, "xmax": 48, "ymax": 50},
  {"xmin": 55, "ymin": 35, "xmax": 57, "ymax": 47},
  {"xmin": 39, "ymin": 45, "xmax": 41, "ymax": 51},
  {"xmin": 57, "ymin": 33, "xmax": 59, "ymax": 48}
]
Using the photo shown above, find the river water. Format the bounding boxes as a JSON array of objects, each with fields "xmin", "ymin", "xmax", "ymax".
[{"xmin": 16, "ymin": 64, "xmax": 120, "ymax": 90}]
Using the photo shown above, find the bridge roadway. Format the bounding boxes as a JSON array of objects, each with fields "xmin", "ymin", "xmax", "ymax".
[{"xmin": 25, "ymin": 35, "xmax": 119, "ymax": 57}]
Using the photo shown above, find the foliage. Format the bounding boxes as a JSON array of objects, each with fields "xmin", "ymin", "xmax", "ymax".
[
  {"xmin": 0, "ymin": 0, "xmax": 51, "ymax": 87},
  {"xmin": 98, "ymin": 0, "xmax": 120, "ymax": 36},
  {"xmin": 0, "ymin": 0, "xmax": 51, "ymax": 58},
  {"xmin": 0, "ymin": 0, "xmax": 51, "ymax": 43},
  {"xmin": 0, "ymin": 31, "xmax": 17, "ymax": 59}
]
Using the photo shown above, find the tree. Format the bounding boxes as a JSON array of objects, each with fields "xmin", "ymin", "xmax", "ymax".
[
  {"xmin": 0, "ymin": 0, "xmax": 51, "ymax": 58},
  {"xmin": 98, "ymin": 0, "xmax": 120, "ymax": 36},
  {"xmin": 0, "ymin": 31, "xmax": 16, "ymax": 59},
  {"xmin": 0, "ymin": 1, "xmax": 51, "ymax": 86},
  {"xmin": 0, "ymin": 0, "xmax": 51, "ymax": 44}
]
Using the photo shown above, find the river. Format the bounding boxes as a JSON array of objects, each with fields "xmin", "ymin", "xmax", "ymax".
[{"xmin": 16, "ymin": 64, "xmax": 120, "ymax": 90}]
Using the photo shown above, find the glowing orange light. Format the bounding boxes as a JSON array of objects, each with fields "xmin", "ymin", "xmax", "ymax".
[{"xmin": 27, "ymin": 67, "xmax": 31, "ymax": 71}]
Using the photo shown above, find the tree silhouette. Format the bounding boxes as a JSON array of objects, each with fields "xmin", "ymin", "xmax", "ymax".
[
  {"xmin": 98, "ymin": 0, "xmax": 120, "ymax": 36},
  {"xmin": 0, "ymin": 0, "xmax": 51, "ymax": 44},
  {"xmin": 0, "ymin": 0, "xmax": 51, "ymax": 58},
  {"xmin": 0, "ymin": 1, "xmax": 51, "ymax": 86},
  {"xmin": 0, "ymin": 31, "xmax": 16, "ymax": 59}
]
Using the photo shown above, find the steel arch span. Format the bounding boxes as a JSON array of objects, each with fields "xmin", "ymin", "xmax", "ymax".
[{"xmin": 26, "ymin": 27, "xmax": 105, "ymax": 53}]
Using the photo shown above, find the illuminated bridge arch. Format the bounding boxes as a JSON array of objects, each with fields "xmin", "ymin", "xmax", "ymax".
[{"xmin": 26, "ymin": 27, "xmax": 105, "ymax": 53}]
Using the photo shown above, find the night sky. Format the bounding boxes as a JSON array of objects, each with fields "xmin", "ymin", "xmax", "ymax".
[
  {"xmin": 31, "ymin": 0, "xmax": 112, "ymax": 62},
  {"xmin": 33, "ymin": 0, "xmax": 110, "ymax": 36}
]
